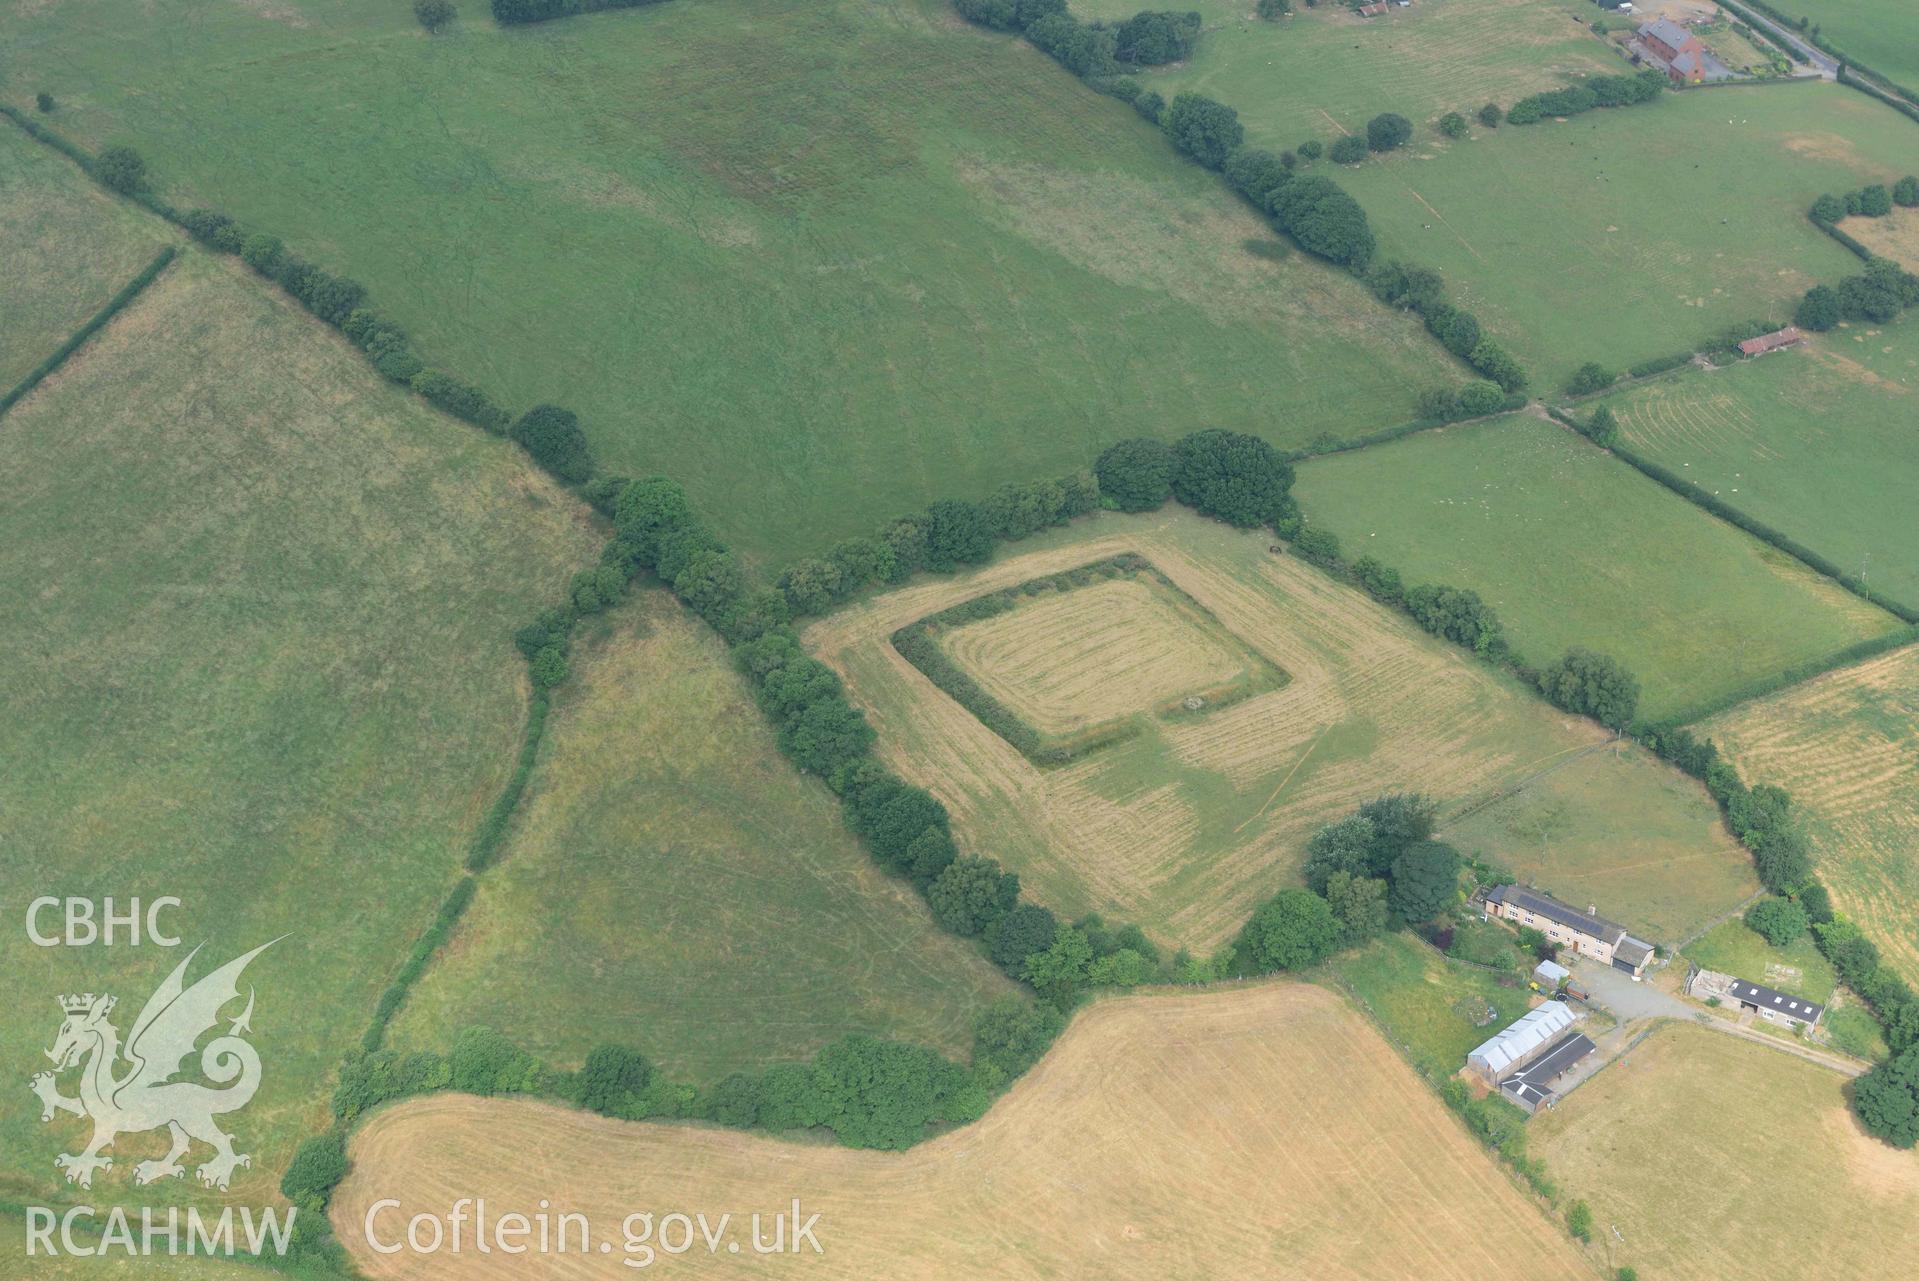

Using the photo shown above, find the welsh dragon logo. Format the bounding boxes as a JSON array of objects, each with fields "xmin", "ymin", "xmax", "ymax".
[{"xmin": 29, "ymin": 940, "xmax": 278, "ymax": 1192}]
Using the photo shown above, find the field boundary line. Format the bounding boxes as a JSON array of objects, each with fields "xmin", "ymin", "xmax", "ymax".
[
  {"xmin": 1659, "ymin": 626, "xmax": 1919, "ymax": 729},
  {"xmin": 1545, "ymin": 411, "xmax": 1919, "ymax": 624},
  {"xmin": 0, "ymin": 244, "xmax": 177, "ymax": 420}
]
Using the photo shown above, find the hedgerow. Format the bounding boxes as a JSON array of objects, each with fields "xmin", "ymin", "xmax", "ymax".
[{"xmin": 0, "ymin": 245, "xmax": 176, "ymax": 419}]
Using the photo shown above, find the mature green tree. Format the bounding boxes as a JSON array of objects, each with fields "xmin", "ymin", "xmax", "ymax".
[
  {"xmin": 1853, "ymin": 1046, "xmax": 1919, "ymax": 1148},
  {"xmin": 1438, "ymin": 111, "xmax": 1468, "ymax": 139},
  {"xmin": 674, "ymin": 549, "xmax": 744, "ymax": 617},
  {"xmin": 1859, "ymin": 183, "xmax": 1894, "ymax": 217},
  {"xmin": 777, "ymin": 557, "xmax": 844, "ymax": 615},
  {"xmin": 1795, "ymin": 284, "xmax": 1842, "ymax": 332},
  {"xmin": 1325, "ymin": 870, "xmax": 1390, "ymax": 944},
  {"xmin": 928, "ymin": 857, "xmax": 1020, "ymax": 936},
  {"xmin": 1478, "ymin": 102, "xmax": 1502, "ymax": 128},
  {"xmin": 1388, "ymin": 840, "xmax": 1461, "ymax": 923},
  {"xmin": 777, "ymin": 697, "xmax": 874, "ymax": 777},
  {"xmin": 1584, "ymin": 404, "xmax": 1620, "ymax": 447},
  {"xmin": 1171, "ymin": 428, "xmax": 1294, "ymax": 526},
  {"xmin": 577, "ymin": 1044, "xmax": 653, "ymax": 1115},
  {"xmin": 1566, "ymin": 362, "xmax": 1617, "ymax": 396},
  {"xmin": 1404, "ymin": 584, "xmax": 1503, "ymax": 653},
  {"xmin": 1114, "ymin": 10, "xmax": 1201, "ymax": 65},
  {"xmin": 450, "ymin": 1026, "xmax": 542, "ymax": 1096},
  {"xmin": 991, "ymin": 903, "xmax": 1059, "ymax": 974},
  {"xmin": 1241, "ymin": 888, "xmax": 1341, "ymax": 972},
  {"xmin": 1366, "ymin": 113, "xmax": 1413, "ymax": 152},
  {"xmin": 923, "ymin": 499, "xmax": 996, "ymax": 570},
  {"xmin": 1026, "ymin": 13, "xmax": 1110, "ymax": 76},
  {"xmin": 510, "ymin": 404, "xmax": 594, "ymax": 483},
  {"xmin": 1024, "ymin": 926, "xmax": 1094, "ymax": 1001},
  {"xmin": 1752, "ymin": 823, "xmax": 1815, "ymax": 895},
  {"xmin": 1566, "ymin": 1200, "xmax": 1593, "ymax": 1243},
  {"xmin": 1809, "ymin": 192, "xmax": 1846, "ymax": 223},
  {"xmin": 1357, "ymin": 793, "xmax": 1436, "ymax": 875},
  {"xmin": 1297, "ymin": 138, "xmax": 1324, "ymax": 161},
  {"xmin": 1224, "ymin": 147, "xmax": 1292, "ymax": 208},
  {"xmin": 1745, "ymin": 897, "xmax": 1809, "ymax": 947},
  {"xmin": 1468, "ymin": 338, "xmax": 1527, "ymax": 392},
  {"xmin": 414, "ymin": 0, "xmax": 456, "ymax": 31},
  {"xmin": 1163, "ymin": 93, "xmax": 1244, "ymax": 169},
  {"xmin": 1895, "ymin": 176, "xmax": 1919, "ymax": 208},
  {"xmin": 1303, "ymin": 815, "xmax": 1376, "ymax": 892},
  {"xmin": 280, "ymin": 1134, "xmax": 348, "ymax": 1210},
  {"xmin": 96, "ymin": 146, "xmax": 147, "ymax": 194},
  {"xmin": 1329, "ymin": 134, "xmax": 1369, "ymax": 164},
  {"xmin": 1541, "ymin": 647, "xmax": 1640, "ymax": 730},
  {"xmin": 973, "ymin": 996, "xmax": 1065, "ymax": 1081}
]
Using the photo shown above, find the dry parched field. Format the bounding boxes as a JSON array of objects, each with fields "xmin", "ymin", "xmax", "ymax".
[
  {"xmin": 944, "ymin": 575, "xmax": 1257, "ymax": 737},
  {"xmin": 808, "ymin": 509, "xmax": 1752, "ymax": 949},
  {"xmin": 1531, "ymin": 1023, "xmax": 1919, "ymax": 1281},
  {"xmin": 1710, "ymin": 645, "xmax": 1919, "ymax": 985},
  {"xmin": 336, "ymin": 983, "xmax": 1588, "ymax": 1280}
]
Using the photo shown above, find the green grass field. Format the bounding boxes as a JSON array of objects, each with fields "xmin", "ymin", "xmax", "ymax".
[
  {"xmin": 0, "ymin": 121, "xmax": 175, "ymax": 390},
  {"xmin": 807, "ymin": 507, "xmax": 1758, "ymax": 950},
  {"xmin": 1443, "ymin": 742, "xmax": 1758, "ymax": 945},
  {"xmin": 388, "ymin": 588, "xmax": 1016, "ymax": 1083},
  {"xmin": 1, "ymin": 0, "xmax": 1455, "ymax": 567},
  {"xmin": 1684, "ymin": 919, "xmax": 1838, "ymax": 1003},
  {"xmin": 1072, "ymin": 0, "xmax": 1623, "ymax": 146},
  {"xmin": 0, "ymin": 249, "xmax": 600, "ymax": 1210},
  {"xmin": 1335, "ymin": 83, "xmax": 1917, "ymax": 388},
  {"xmin": 1324, "ymin": 932, "xmax": 1536, "ymax": 1079},
  {"xmin": 1293, "ymin": 413, "xmax": 1902, "ymax": 721},
  {"xmin": 1776, "ymin": 0, "xmax": 1919, "ymax": 91},
  {"xmin": 1595, "ymin": 327, "xmax": 1919, "ymax": 613}
]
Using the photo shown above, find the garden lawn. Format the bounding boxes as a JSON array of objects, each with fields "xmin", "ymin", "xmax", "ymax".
[
  {"xmin": 1, "ymin": 0, "xmax": 1453, "ymax": 567},
  {"xmin": 0, "ymin": 249, "xmax": 601, "ymax": 1210},
  {"xmin": 1293, "ymin": 413, "xmax": 1902, "ymax": 722},
  {"xmin": 387, "ymin": 589, "xmax": 1016, "ymax": 1083},
  {"xmin": 0, "ymin": 119, "xmax": 174, "ymax": 390},
  {"xmin": 1335, "ymin": 83, "xmax": 1918, "ymax": 389},
  {"xmin": 1071, "ymin": 0, "xmax": 1624, "ymax": 146},
  {"xmin": 1595, "ymin": 326, "xmax": 1919, "ymax": 614},
  {"xmin": 1324, "ymin": 932, "xmax": 1536, "ymax": 1079}
]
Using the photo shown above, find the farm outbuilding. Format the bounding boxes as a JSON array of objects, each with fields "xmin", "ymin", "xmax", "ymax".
[
  {"xmin": 1739, "ymin": 326, "xmax": 1804, "ymax": 356},
  {"xmin": 1499, "ymin": 1030, "xmax": 1597, "ymax": 1113},
  {"xmin": 1533, "ymin": 958, "xmax": 1571, "ymax": 988},
  {"xmin": 1467, "ymin": 1000, "xmax": 1578, "ymax": 1083}
]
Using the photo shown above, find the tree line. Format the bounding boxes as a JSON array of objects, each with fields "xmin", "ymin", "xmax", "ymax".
[{"xmin": 948, "ymin": 0, "xmax": 1533, "ymax": 400}]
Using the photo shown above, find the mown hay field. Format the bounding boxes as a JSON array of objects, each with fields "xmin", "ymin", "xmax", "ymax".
[
  {"xmin": 336, "ymin": 983, "xmax": 1588, "ymax": 1280},
  {"xmin": 0, "ymin": 249, "xmax": 601, "ymax": 1209},
  {"xmin": 1337, "ymin": 84, "xmax": 1918, "ymax": 388},
  {"xmin": 0, "ymin": 120, "xmax": 175, "ymax": 389},
  {"xmin": 388, "ymin": 589, "xmax": 1015, "ymax": 1083},
  {"xmin": 1597, "ymin": 326, "xmax": 1919, "ymax": 613},
  {"xmin": 1071, "ymin": 0, "xmax": 1620, "ymax": 145},
  {"xmin": 1709, "ymin": 644, "xmax": 1919, "ymax": 985},
  {"xmin": 1293, "ymin": 413, "xmax": 1902, "ymax": 723},
  {"xmin": 806, "ymin": 507, "xmax": 1755, "ymax": 949},
  {"xmin": 0, "ymin": 0, "xmax": 1454, "ymax": 567},
  {"xmin": 1531, "ymin": 1023, "xmax": 1919, "ymax": 1281},
  {"xmin": 1844, "ymin": 208, "xmax": 1919, "ymax": 272},
  {"xmin": 938, "ymin": 567, "xmax": 1279, "ymax": 742}
]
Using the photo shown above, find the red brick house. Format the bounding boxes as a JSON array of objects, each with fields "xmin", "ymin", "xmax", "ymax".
[{"xmin": 1639, "ymin": 18, "xmax": 1708, "ymax": 83}]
